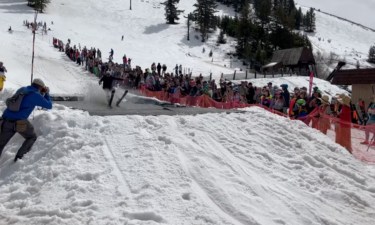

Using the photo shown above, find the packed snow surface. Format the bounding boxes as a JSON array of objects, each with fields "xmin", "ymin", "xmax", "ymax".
[{"xmin": 1, "ymin": 104, "xmax": 375, "ymax": 225}]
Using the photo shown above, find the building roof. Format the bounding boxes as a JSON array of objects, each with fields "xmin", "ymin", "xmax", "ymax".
[
  {"xmin": 332, "ymin": 68, "xmax": 375, "ymax": 85},
  {"xmin": 271, "ymin": 47, "xmax": 315, "ymax": 66}
]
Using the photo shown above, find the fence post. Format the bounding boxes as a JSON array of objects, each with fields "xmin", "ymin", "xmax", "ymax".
[
  {"xmin": 272, "ymin": 70, "xmax": 274, "ymax": 78},
  {"xmin": 233, "ymin": 70, "xmax": 236, "ymax": 80},
  {"xmin": 246, "ymin": 70, "xmax": 248, "ymax": 79},
  {"xmin": 255, "ymin": 70, "xmax": 257, "ymax": 79},
  {"xmin": 281, "ymin": 69, "xmax": 284, "ymax": 77},
  {"xmin": 209, "ymin": 73, "xmax": 212, "ymax": 81}
]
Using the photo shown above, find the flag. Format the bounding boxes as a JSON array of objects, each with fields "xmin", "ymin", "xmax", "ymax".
[{"xmin": 309, "ymin": 71, "xmax": 314, "ymax": 96}]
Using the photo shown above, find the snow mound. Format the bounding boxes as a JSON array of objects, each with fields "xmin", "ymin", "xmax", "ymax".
[{"xmin": 0, "ymin": 104, "xmax": 374, "ymax": 225}]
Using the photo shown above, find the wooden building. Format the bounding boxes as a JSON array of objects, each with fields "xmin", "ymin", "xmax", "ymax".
[
  {"xmin": 271, "ymin": 47, "xmax": 317, "ymax": 76},
  {"xmin": 331, "ymin": 68, "xmax": 375, "ymax": 106}
]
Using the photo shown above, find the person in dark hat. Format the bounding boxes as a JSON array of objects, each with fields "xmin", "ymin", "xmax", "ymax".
[
  {"xmin": 0, "ymin": 78, "xmax": 52, "ymax": 162},
  {"xmin": 268, "ymin": 82, "xmax": 275, "ymax": 96},
  {"xmin": 246, "ymin": 82, "xmax": 255, "ymax": 104}
]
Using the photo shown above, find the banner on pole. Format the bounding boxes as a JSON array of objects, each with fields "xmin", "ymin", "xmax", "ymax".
[{"xmin": 309, "ymin": 71, "xmax": 314, "ymax": 96}]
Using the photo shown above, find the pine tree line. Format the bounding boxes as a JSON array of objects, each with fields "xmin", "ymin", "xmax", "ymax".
[
  {"xmin": 27, "ymin": 0, "xmax": 50, "ymax": 13},
  {"xmin": 216, "ymin": 1, "xmax": 312, "ymax": 65},
  {"xmin": 164, "ymin": 0, "xmax": 315, "ymax": 66}
]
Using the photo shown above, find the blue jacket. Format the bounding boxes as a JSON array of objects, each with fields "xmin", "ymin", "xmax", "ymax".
[
  {"xmin": 2, "ymin": 86, "xmax": 53, "ymax": 120},
  {"xmin": 282, "ymin": 89, "xmax": 290, "ymax": 107}
]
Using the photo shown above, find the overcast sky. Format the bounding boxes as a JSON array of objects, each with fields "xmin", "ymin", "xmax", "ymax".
[{"xmin": 297, "ymin": 0, "xmax": 375, "ymax": 29}]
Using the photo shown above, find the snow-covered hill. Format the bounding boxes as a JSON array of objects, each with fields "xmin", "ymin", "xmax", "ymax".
[
  {"xmin": 300, "ymin": 6, "xmax": 375, "ymax": 71},
  {"xmin": 1, "ymin": 104, "xmax": 375, "ymax": 225},
  {"xmin": 0, "ymin": 0, "xmax": 236, "ymax": 95}
]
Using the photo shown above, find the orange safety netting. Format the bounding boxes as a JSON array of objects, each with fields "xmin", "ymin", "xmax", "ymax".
[{"xmin": 139, "ymin": 86, "xmax": 375, "ymax": 163}]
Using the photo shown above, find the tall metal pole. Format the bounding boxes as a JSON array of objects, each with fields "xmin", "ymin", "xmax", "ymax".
[
  {"xmin": 130, "ymin": 0, "xmax": 132, "ymax": 10},
  {"xmin": 31, "ymin": 11, "xmax": 38, "ymax": 84}
]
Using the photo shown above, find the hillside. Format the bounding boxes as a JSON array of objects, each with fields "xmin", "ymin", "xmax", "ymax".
[
  {"xmin": 300, "ymin": 6, "xmax": 375, "ymax": 73},
  {"xmin": 0, "ymin": 0, "xmax": 235, "ymax": 94}
]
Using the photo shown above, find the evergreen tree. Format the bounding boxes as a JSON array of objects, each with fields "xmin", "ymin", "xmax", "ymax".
[
  {"xmin": 210, "ymin": 15, "xmax": 218, "ymax": 30},
  {"xmin": 193, "ymin": 0, "xmax": 218, "ymax": 42},
  {"xmin": 286, "ymin": 0, "xmax": 295, "ymax": 15},
  {"xmin": 302, "ymin": 11, "xmax": 311, "ymax": 31},
  {"xmin": 253, "ymin": 0, "xmax": 272, "ymax": 28},
  {"xmin": 245, "ymin": 43, "xmax": 252, "ymax": 59},
  {"xmin": 164, "ymin": 0, "xmax": 184, "ymax": 24},
  {"xmin": 273, "ymin": 0, "xmax": 279, "ymax": 10},
  {"xmin": 308, "ymin": 7, "xmax": 316, "ymax": 32},
  {"xmin": 236, "ymin": 1, "xmax": 252, "ymax": 57},
  {"xmin": 368, "ymin": 46, "xmax": 375, "ymax": 63},
  {"xmin": 34, "ymin": 0, "xmax": 50, "ymax": 13},
  {"xmin": 255, "ymin": 43, "xmax": 263, "ymax": 63},
  {"xmin": 295, "ymin": 7, "xmax": 302, "ymax": 30},
  {"xmin": 217, "ymin": 30, "xmax": 227, "ymax": 44}
]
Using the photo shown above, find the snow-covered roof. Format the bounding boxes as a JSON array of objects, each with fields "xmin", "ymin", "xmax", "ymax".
[{"xmin": 262, "ymin": 62, "xmax": 281, "ymax": 68}]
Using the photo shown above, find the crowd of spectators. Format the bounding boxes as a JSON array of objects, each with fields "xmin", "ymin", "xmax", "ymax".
[{"xmin": 52, "ymin": 37, "xmax": 357, "ymax": 123}]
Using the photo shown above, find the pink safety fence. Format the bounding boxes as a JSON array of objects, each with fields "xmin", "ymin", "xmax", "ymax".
[{"xmin": 139, "ymin": 86, "xmax": 375, "ymax": 163}]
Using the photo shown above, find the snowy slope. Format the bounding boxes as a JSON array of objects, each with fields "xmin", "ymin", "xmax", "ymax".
[
  {"xmin": 0, "ymin": 0, "xmax": 235, "ymax": 95},
  {"xmin": 300, "ymin": 6, "xmax": 375, "ymax": 70},
  {"xmin": 1, "ymin": 104, "xmax": 375, "ymax": 225}
]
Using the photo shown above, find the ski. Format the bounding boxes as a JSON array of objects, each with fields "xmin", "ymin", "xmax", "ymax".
[
  {"xmin": 108, "ymin": 90, "xmax": 115, "ymax": 107},
  {"xmin": 116, "ymin": 90, "xmax": 128, "ymax": 107}
]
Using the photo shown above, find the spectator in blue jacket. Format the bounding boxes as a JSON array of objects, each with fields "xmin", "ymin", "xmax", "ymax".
[
  {"xmin": 281, "ymin": 84, "xmax": 290, "ymax": 114},
  {"xmin": 0, "ymin": 78, "xmax": 52, "ymax": 162},
  {"xmin": 109, "ymin": 48, "xmax": 114, "ymax": 60}
]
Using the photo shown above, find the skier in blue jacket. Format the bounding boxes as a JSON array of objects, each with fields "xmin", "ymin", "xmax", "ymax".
[
  {"xmin": 0, "ymin": 78, "xmax": 52, "ymax": 161},
  {"xmin": 109, "ymin": 48, "xmax": 114, "ymax": 60}
]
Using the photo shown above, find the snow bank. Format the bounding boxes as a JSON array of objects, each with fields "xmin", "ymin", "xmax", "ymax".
[{"xmin": 0, "ymin": 103, "xmax": 374, "ymax": 224}]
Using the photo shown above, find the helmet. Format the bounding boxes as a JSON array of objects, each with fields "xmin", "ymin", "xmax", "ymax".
[
  {"xmin": 296, "ymin": 99, "xmax": 306, "ymax": 107},
  {"xmin": 234, "ymin": 87, "xmax": 239, "ymax": 92}
]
